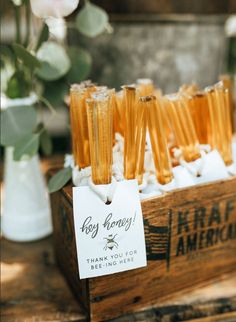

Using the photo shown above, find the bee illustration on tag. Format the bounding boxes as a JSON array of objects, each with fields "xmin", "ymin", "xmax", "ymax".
[{"xmin": 104, "ymin": 234, "xmax": 118, "ymax": 250}]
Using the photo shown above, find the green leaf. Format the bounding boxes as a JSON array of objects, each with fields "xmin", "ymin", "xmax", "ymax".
[
  {"xmin": 6, "ymin": 70, "xmax": 31, "ymax": 98},
  {"xmin": 1, "ymin": 58, "xmax": 15, "ymax": 94},
  {"xmin": 67, "ymin": 47, "xmax": 92, "ymax": 83},
  {"xmin": 0, "ymin": 45, "xmax": 16, "ymax": 63},
  {"xmin": 43, "ymin": 78, "xmax": 68, "ymax": 106},
  {"xmin": 36, "ymin": 23, "xmax": 49, "ymax": 51},
  {"xmin": 12, "ymin": 43, "xmax": 41, "ymax": 69},
  {"xmin": 36, "ymin": 42, "xmax": 71, "ymax": 81},
  {"xmin": 40, "ymin": 128, "xmax": 52, "ymax": 156},
  {"xmin": 13, "ymin": 133, "xmax": 40, "ymax": 160},
  {"xmin": 76, "ymin": 1, "xmax": 108, "ymax": 38},
  {"xmin": 1, "ymin": 105, "xmax": 37, "ymax": 146},
  {"xmin": 48, "ymin": 167, "xmax": 72, "ymax": 193}
]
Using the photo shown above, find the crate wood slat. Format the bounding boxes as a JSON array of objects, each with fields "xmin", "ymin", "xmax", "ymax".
[
  {"xmin": 2, "ymin": 237, "xmax": 236, "ymax": 322},
  {"xmin": 50, "ymin": 175, "xmax": 236, "ymax": 322}
]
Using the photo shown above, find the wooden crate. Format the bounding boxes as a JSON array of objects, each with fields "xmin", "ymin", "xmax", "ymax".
[{"xmin": 50, "ymin": 175, "xmax": 236, "ymax": 322}]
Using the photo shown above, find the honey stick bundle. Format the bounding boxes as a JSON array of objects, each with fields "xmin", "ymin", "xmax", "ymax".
[
  {"xmin": 86, "ymin": 92, "xmax": 113, "ymax": 184},
  {"xmin": 69, "ymin": 77, "xmax": 235, "ymax": 192},
  {"xmin": 160, "ymin": 96, "xmax": 177, "ymax": 153},
  {"xmin": 146, "ymin": 96, "xmax": 173, "ymax": 184},
  {"xmin": 165, "ymin": 94, "xmax": 201, "ymax": 162},
  {"xmin": 206, "ymin": 82, "xmax": 233, "ymax": 165}
]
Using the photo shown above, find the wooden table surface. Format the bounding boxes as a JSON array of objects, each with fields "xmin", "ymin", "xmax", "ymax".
[{"xmin": 1, "ymin": 236, "xmax": 236, "ymax": 322}]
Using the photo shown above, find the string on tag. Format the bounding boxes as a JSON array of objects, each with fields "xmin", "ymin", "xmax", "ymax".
[
  {"xmin": 227, "ymin": 164, "xmax": 236, "ymax": 176},
  {"xmin": 147, "ymin": 174, "xmax": 176, "ymax": 192},
  {"xmin": 72, "ymin": 166, "xmax": 91, "ymax": 186},
  {"xmin": 88, "ymin": 176, "xmax": 118, "ymax": 204},
  {"xmin": 173, "ymin": 148, "xmax": 207, "ymax": 177},
  {"xmin": 138, "ymin": 178, "xmax": 148, "ymax": 191}
]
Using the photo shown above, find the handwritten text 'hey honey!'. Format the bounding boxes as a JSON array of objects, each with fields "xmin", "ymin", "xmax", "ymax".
[{"xmin": 80, "ymin": 212, "xmax": 137, "ymax": 238}]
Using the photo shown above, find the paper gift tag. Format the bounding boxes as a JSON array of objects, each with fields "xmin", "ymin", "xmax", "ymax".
[{"xmin": 73, "ymin": 180, "xmax": 147, "ymax": 279}]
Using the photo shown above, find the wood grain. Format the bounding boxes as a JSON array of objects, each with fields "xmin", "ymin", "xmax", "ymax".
[
  {"xmin": 1, "ymin": 238, "xmax": 85, "ymax": 322},
  {"xmin": 1, "ymin": 237, "xmax": 236, "ymax": 322},
  {"xmin": 51, "ymin": 175, "xmax": 236, "ymax": 321}
]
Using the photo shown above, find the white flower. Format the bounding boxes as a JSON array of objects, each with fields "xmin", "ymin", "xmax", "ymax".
[
  {"xmin": 11, "ymin": 0, "xmax": 22, "ymax": 6},
  {"xmin": 225, "ymin": 15, "xmax": 236, "ymax": 37},
  {"xmin": 30, "ymin": 0, "xmax": 79, "ymax": 18},
  {"xmin": 64, "ymin": 154, "xmax": 74, "ymax": 168},
  {"xmin": 45, "ymin": 17, "xmax": 67, "ymax": 40}
]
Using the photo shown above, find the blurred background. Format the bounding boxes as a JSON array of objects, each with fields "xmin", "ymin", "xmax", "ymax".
[{"xmin": 1, "ymin": 0, "xmax": 235, "ymax": 153}]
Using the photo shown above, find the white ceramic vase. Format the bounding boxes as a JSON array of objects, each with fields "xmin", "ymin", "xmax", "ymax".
[{"xmin": 1, "ymin": 94, "xmax": 52, "ymax": 242}]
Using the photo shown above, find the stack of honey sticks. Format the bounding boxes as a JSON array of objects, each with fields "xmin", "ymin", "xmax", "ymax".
[{"xmin": 69, "ymin": 78, "xmax": 234, "ymax": 187}]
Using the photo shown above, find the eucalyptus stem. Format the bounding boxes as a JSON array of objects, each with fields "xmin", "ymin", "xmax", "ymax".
[
  {"xmin": 14, "ymin": 5, "xmax": 21, "ymax": 44},
  {"xmin": 24, "ymin": 0, "xmax": 31, "ymax": 47},
  {"xmin": 38, "ymin": 95, "xmax": 58, "ymax": 115},
  {"xmin": 35, "ymin": 23, "xmax": 49, "ymax": 51}
]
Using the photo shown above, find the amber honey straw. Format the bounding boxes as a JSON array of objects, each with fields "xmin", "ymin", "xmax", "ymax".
[
  {"xmin": 165, "ymin": 95, "xmax": 187, "ymax": 151},
  {"xmin": 107, "ymin": 89, "xmax": 117, "ymax": 145},
  {"xmin": 135, "ymin": 98, "xmax": 147, "ymax": 184},
  {"xmin": 113, "ymin": 91, "xmax": 124, "ymax": 136},
  {"xmin": 137, "ymin": 78, "xmax": 154, "ymax": 96},
  {"xmin": 215, "ymin": 83, "xmax": 233, "ymax": 165},
  {"xmin": 166, "ymin": 94, "xmax": 200, "ymax": 162},
  {"xmin": 123, "ymin": 85, "xmax": 137, "ymax": 180},
  {"xmin": 160, "ymin": 96, "xmax": 175, "ymax": 145},
  {"xmin": 146, "ymin": 96, "xmax": 173, "ymax": 184},
  {"xmin": 177, "ymin": 97, "xmax": 201, "ymax": 161},
  {"xmin": 205, "ymin": 87, "xmax": 220, "ymax": 149},
  {"xmin": 179, "ymin": 83, "xmax": 199, "ymax": 96},
  {"xmin": 223, "ymin": 89, "xmax": 233, "ymax": 165},
  {"xmin": 214, "ymin": 84, "xmax": 228, "ymax": 158},
  {"xmin": 86, "ymin": 93, "xmax": 113, "ymax": 184},
  {"xmin": 70, "ymin": 85, "xmax": 90, "ymax": 168},
  {"xmin": 188, "ymin": 92, "xmax": 210, "ymax": 144},
  {"xmin": 205, "ymin": 83, "xmax": 233, "ymax": 165},
  {"xmin": 220, "ymin": 74, "xmax": 234, "ymax": 131},
  {"xmin": 213, "ymin": 84, "xmax": 226, "ymax": 152}
]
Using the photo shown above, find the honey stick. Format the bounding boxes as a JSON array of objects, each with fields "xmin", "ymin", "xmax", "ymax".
[
  {"xmin": 123, "ymin": 85, "xmax": 137, "ymax": 180},
  {"xmin": 215, "ymin": 82, "xmax": 233, "ymax": 165},
  {"xmin": 137, "ymin": 78, "xmax": 154, "ymax": 96},
  {"xmin": 187, "ymin": 92, "xmax": 210, "ymax": 144},
  {"xmin": 180, "ymin": 96, "xmax": 201, "ymax": 160},
  {"xmin": 114, "ymin": 91, "xmax": 125, "ymax": 136},
  {"xmin": 205, "ymin": 87, "xmax": 220, "ymax": 149},
  {"xmin": 86, "ymin": 92, "xmax": 113, "ymax": 185},
  {"xmin": 146, "ymin": 95, "xmax": 173, "ymax": 184},
  {"xmin": 219, "ymin": 74, "xmax": 234, "ymax": 132},
  {"xmin": 165, "ymin": 94, "xmax": 200, "ymax": 162},
  {"xmin": 70, "ymin": 85, "xmax": 90, "ymax": 168},
  {"xmin": 135, "ymin": 98, "xmax": 147, "ymax": 184},
  {"xmin": 223, "ymin": 89, "xmax": 233, "ymax": 165},
  {"xmin": 205, "ymin": 82, "xmax": 233, "ymax": 165},
  {"xmin": 179, "ymin": 83, "xmax": 199, "ymax": 96}
]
